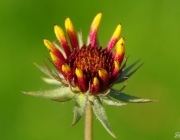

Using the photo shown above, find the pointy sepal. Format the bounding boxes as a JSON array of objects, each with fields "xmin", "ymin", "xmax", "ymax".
[
  {"xmin": 121, "ymin": 59, "xmax": 141, "ymax": 76},
  {"xmin": 35, "ymin": 60, "xmax": 68, "ymax": 86},
  {"xmin": 23, "ymin": 86, "xmax": 75, "ymax": 102},
  {"xmin": 92, "ymin": 97, "xmax": 116, "ymax": 138},
  {"xmin": 109, "ymin": 91, "xmax": 157, "ymax": 103},
  {"xmin": 33, "ymin": 62, "xmax": 52, "ymax": 78},
  {"xmin": 41, "ymin": 77, "xmax": 61, "ymax": 85},
  {"xmin": 102, "ymin": 96, "xmax": 127, "ymax": 106},
  {"xmin": 52, "ymin": 92, "xmax": 75, "ymax": 102},
  {"xmin": 71, "ymin": 93, "xmax": 87, "ymax": 126},
  {"xmin": 117, "ymin": 62, "xmax": 144, "ymax": 84},
  {"xmin": 77, "ymin": 31, "xmax": 84, "ymax": 48}
]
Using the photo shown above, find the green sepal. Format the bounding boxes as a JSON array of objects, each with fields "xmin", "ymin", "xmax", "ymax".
[
  {"xmin": 117, "ymin": 62, "xmax": 144, "ymax": 84},
  {"xmin": 92, "ymin": 97, "xmax": 116, "ymax": 138},
  {"xmin": 34, "ymin": 61, "xmax": 67, "ymax": 86},
  {"xmin": 102, "ymin": 96, "xmax": 127, "ymax": 106},
  {"xmin": 71, "ymin": 93, "xmax": 87, "ymax": 126},
  {"xmin": 121, "ymin": 59, "xmax": 141, "ymax": 76},
  {"xmin": 77, "ymin": 31, "xmax": 84, "ymax": 48},
  {"xmin": 52, "ymin": 92, "xmax": 75, "ymax": 102},
  {"xmin": 33, "ymin": 62, "xmax": 52, "ymax": 78},
  {"xmin": 109, "ymin": 91, "xmax": 157, "ymax": 103},
  {"xmin": 42, "ymin": 77, "xmax": 61, "ymax": 85},
  {"xmin": 23, "ymin": 86, "xmax": 75, "ymax": 102}
]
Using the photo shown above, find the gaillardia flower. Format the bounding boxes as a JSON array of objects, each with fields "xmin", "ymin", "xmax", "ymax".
[{"xmin": 24, "ymin": 13, "xmax": 156, "ymax": 138}]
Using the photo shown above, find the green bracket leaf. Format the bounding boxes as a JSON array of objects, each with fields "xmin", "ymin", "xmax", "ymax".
[
  {"xmin": 122, "ymin": 59, "xmax": 141, "ymax": 76},
  {"xmin": 71, "ymin": 93, "xmax": 87, "ymax": 126},
  {"xmin": 41, "ymin": 77, "xmax": 61, "ymax": 85},
  {"xmin": 117, "ymin": 63, "xmax": 144, "ymax": 84},
  {"xmin": 23, "ymin": 86, "xmax": 75, "ymax": 102},
  {"xmin": 77, "ymin": 31, "xmax": 84, "ymax": 48},
  {"xmin": 92, "ymin": 97, "xmax": 116, "ymax": 138},
  {"xmin": 33, "ymin": 62, "xmax": 52, "ymax": 78},
  {"xmin": 102, "ymin": 97, "xmax": 127, "ymax": 106},
  {"xmin": 110, "ymin": 92, "xmax": 157, "ymax": 103}
]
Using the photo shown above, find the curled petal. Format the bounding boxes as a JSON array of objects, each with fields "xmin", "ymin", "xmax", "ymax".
[
  {"xmin": 62, "ymin": 63, "xmax": 71, "ymax": 74},
  {"xmin": 65, "ymin": 18, "xmax": 79, "ymax": 49},
  {"xmin": 75, "ymin": 68, "xmax": 87, "ymax": 93},
  {"xmin": 44, "ymin": 39, "xmax": 65, "ymax": 63},
  {"xmin": 54, "ymin": 25, "xmax": 71, "ymax": 58},
  {"xmin": 61, "ymin": 63, "xmax": 73, "ymax": 81},
  {"xmin": 89, "ymin": 12, "xmax": 102, "ymax": 47},
  {"xmin": 90, "ymin": 77, "xmax": 100, "ymax": 94},
  {"xmin": 113, "ymin": 38, "xmax": 125, "ymax": 64},
  {"xmin": 106, "ymin": 24, "xmax": 121, "ymax": 52},
  {"xmin": 112, "ymin": 60, "xmax": 120, "ymax": 78},
  {"xmin": 50, "ymin": 52, "xmax": 63, "ymax": 72},
  {"xmin": 98, "ymin": 69, "xmax": 109, "ymax": 88}
]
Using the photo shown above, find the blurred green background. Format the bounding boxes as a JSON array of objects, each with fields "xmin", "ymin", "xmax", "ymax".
[{"xmin": 0, "ymin": 0, "xmax": 180, "ymax": 140}]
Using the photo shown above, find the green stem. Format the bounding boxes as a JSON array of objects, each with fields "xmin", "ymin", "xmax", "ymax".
[{"xmin": 84, "ymin": 102, "xmax": 93, "ymax": 140}]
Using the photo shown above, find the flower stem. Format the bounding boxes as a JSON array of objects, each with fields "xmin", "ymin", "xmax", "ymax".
[{"xmin": 85, "ymin": 102, "xmax": 93, "ymax": 140}]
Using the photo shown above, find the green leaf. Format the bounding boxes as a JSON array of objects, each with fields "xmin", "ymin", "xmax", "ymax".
[
  {"xmin": 34, "ymin": 61, "xmax": 67, "ymax": 86},
  {"xmin": 77, "ymin": 31, "xmax": 84, "ymax": 48},
  {"xmin": 52, "ymin": 92, "xmax": 76, "ymax": 102},
  {"xmin": 102, "ymin": 96, "xmax": 127, "ymax": 106},
  {"xmin": 122, "ymin": 59, "xmax": 141, "ymax": 76},
  {"xmin": 110, "ymin": 92, "xmax": 157, "ymax": 103},
  {"xmin": 116, "ymin": 63, "xmax": 144, "ymax": 83},
  {"xmin": 41, "ymin": 77, "xmax": 61, "ymax": 85},
  {"xmin": 23, "ymin": 86, "xmax": 75, "ymax": 102},
  {"xmin": 92, "ymin": 97, "xmax": 116, "ymax": 138},
  {"xmin": 33, "ymin": 62, "xmax": 52, "ymax": 78},
  {"xmin": 71, "ymin": 93, "xmax": 87, "ymax": 126}
]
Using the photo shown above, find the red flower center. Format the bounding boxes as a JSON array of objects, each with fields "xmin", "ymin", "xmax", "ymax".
[{"xmin": 68, "ymin": 45, "xmax": 114, "ymax": 81}]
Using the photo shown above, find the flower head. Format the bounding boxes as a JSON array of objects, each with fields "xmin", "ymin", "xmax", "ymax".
[
  {"xmin": 24, "ymin": 13, "xmax": 156, "ymax": 138},
  {"xmin": 43, "ymin": 13, "xmax": 125, "ymax": 95}
]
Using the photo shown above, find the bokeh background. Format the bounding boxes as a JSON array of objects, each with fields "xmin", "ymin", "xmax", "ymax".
[{"xmin": 0, "ymin": 0, "xmax": 180, "ymax": 140}]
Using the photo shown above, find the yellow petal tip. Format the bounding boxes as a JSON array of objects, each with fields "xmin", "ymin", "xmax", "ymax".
[
  {"xmin": 75, "ymin": 68, "xmax": 83, "ymax": 78},
  {"xmin": 91, "ymin": 12, "xmax": 102, "ymax": 31},
  {"xmin": 62, "ymin": 63, "xmax": 71, "ymax": 73},
  {"xmin": 50, "ymin": 52, "xmax": 57, "ymax": 62},
  {"xmin": 98, "ymin": 69, "xmax": 108, "ymax": 78},
  {"xmin": 112, "ymin": 24, "xmax": 122, "ymax": 39},
  {"xmin": 116, "ymin": 39, "xmax": 125, "ymax": 55},
  {"xmin": 43, "ymin": 39, "xmax": 53, "ymax": 50},
  {"xmin": 114, "ymin": 60, "xmax": 120, "ymax": 70},
  {"xmin": 93, "ymin": 77, "xmax": 99, "ymax": 85},
  {"xmin": 54, "ymin": 25, "xmax": 66, "ymax": 42},
  {"xmin": 65, "ymin": 17, "xmax": 74, "ymax": 32}
]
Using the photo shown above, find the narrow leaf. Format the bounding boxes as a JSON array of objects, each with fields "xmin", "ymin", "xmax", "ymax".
[
  {"xmin": 110, "ymin": 92, "xmax": 157, "ymax": 103},
  {"xmin": 117, "ymin": 63, "xmax": 144, "ymax": 83},
  {"xmin": 92, "ymin": 97, "xmax": 116, "ymax": 138},
  {"xmin": 42, "ymin": 77, "xmax": 61, "ymax": 85},
  {"xmin": 52, "ymin": 92, "xmax": 75, "ymax": 102},
  {"xmin": 33, "ymin": 62, "xmax": 52, "ymax": 78},
  {"xmin": 103, "ymin": 96, "xmax": 126, "ymax": 106},
  {"xmin": 122, "ymin": 59, "xmax": 141, "ymax": 76},
  {"xmin": 71, "ymin": 93, "xmax": 87, "ymax": 126},
  {"xmin": 42, "ymin": 60, "xmax": 62, "ymax": 82},
  {"xmin": 23, "ymin": 86, "xmax": 75, "ymax": 101},
  {"xmin": 77, "ymin": 31, "xmax": 84, "ymax": 48}
]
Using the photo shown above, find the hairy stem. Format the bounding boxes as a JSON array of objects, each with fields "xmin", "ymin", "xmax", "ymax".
[{"xmin": 84, "ymin": 102, "xmax": 93, "ymax": 140}]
